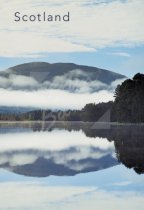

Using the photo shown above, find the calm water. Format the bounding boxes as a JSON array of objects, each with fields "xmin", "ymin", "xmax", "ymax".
[{"xmin": 0, "ymin": 122, "xmax": 144, "ymax": 210}]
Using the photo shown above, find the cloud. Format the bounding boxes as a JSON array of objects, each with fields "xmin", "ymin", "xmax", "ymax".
[
  {"xmin": 0, "ymin": 69, "xmax": 125, "ymax": 92},
  {"xmin": 0, "ymin": 131, "xmax": 115, "ymax": 170},
  {"xmin": 0, "ymin": 68, "xmax": 125, "ymax": 109},
  {"xmin": 0, "ymin": 76, "xmax": 9, "ymax": 88},
  {"xmin": 0, "ymin": 153, "xmax": 38, "ymax": 166},
  {"xmin": 0, "ymin": 31, "xmax": 94, "ymax": 57},
  {"xmin": 111, "ymin": 181, "xmax": 132, "ymax": 186},
  {"xmin": 0, "ymin": 182, "xmax": 144, "ymax": 210},
  {"xmin": 0, "ymin": 88, "xmax": 114, "ymax": 109},
  {"xmin": 107, "ymin": 52, "xmax": 131, "ymax": 57},
  {"xmin": 0, "ymin": 74, "xmax": 39, "ymax": 89},
  {"xmin": 0, "ymin": 182, "xmax": 95, "ymax": 210},
  {"xmin": 43, "ymin": 69, "xmax": 109, "ymax": 93},
  {"xmin": 44, "ymin": 70, "xmax": 125, "ymax": 93},
  {"xmin": 0, "ymin": 130, "xmax": 113, "ymax": 151},
  {"xmin": 9, "ymin": 75, "xmax": 39, "ymax": 88},
  {"xmin": 0, "ymin": 0, "xmax": 144, "ymax": 57},
  {"xmin": 111, "ymin": 78, "xmax": 126, "ymax": 88},
  {"xmin": 0, "ymin": 146, "xmax": 116, "ymax": 172},
  {"xmin": 0, "ymin": 147, "xmax": 115, "ymax": 169}
]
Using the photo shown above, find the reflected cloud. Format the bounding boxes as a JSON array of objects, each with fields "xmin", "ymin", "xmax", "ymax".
[
  {"xmin": 0, "ymin": 130, "xmax": 117, "ymax": 177},
  {"xmin": 0, "ymin": 122, "xmax": 144, "ymax": 176},
  {"xmin": 0, "ymin": 182, "xmax": 144, "ymax": 210},
  {"xmin": 0, "ymin": 130, "xmax": 114, "ymax": 151}
]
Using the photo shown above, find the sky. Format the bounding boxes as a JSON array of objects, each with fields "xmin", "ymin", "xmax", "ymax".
[{"xmin": 0, "ymin": 0, "xmax": 144, "ymax": 78}]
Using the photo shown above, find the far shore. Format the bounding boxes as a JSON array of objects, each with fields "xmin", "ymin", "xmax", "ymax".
[{"xmin": 0, "ymin": 121, "xmax": 144, "ymax": 126}]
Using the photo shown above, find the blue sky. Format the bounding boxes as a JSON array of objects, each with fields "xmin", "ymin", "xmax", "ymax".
[
  {"xmin": 0, "ymin": 0, "xmax": 144, "ymax": 77},
  {"xmin": 0, "ymin": 45, "xmax": 144, "ymax": 77}
]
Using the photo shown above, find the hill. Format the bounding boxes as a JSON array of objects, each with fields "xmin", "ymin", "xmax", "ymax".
[{"xmin": 0, "ymin": 62, "xmax": 126, "ymax": 92}]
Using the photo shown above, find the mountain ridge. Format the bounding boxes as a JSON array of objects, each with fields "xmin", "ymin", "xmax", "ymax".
[{"xmin": 0, "ymin": 62, "xmax": 126, "ymax": 85}]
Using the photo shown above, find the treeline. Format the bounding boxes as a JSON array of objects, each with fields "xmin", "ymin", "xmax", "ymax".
[
  {"xmin": 0, "ymin": 73, "xmax": 144, "ymax": 123},
  {"xmin": 0, "ymin": 101, "xmax": 114, "ymax": 122}
]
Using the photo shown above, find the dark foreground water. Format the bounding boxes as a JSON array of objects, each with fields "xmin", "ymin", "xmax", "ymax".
[{"xmin": 0, "ymin": 122, "xmax": 144, "ymax": 210}]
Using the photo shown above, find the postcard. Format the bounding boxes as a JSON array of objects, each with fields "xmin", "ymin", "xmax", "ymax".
[{"xmin": 0, "ymin": 1, "xmax": 144, "ymax": 210}]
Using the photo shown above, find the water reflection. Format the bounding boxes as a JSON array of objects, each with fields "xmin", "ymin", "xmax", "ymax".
[
  {"xmin": 0, "ymin": 130, "xmax": 116, "ymax": 177},
  {"xmin": 0, "ymin": 122, "xmax": 144, "ymax": 177}
]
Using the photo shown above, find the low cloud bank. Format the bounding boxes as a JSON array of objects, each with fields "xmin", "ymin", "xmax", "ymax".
[
  {"xmin": 0, "ymin": 88, "xmax": 114, "ymax": 110},
  {"xmin": 0, "ymin": 69, "xmax": 125, "ymax": 109},
  {"xmin": 0, "ymin": 69, "xmax": 125, "ymax": 93}
]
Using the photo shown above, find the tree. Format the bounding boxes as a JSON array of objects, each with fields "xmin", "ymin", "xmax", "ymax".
[{"xmin": 113, "ymin": 73, "xmax": 144, "ymax": 123}]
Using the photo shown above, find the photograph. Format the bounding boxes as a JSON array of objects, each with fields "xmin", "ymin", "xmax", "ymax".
[{"xmin": 0, "ymin": 0, "xmax": 144, "ymax": 209}]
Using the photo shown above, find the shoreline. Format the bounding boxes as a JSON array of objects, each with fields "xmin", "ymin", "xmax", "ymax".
[{"xmin": 0, "ymin": 121, "xmax": 144, "ymax": 126}]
